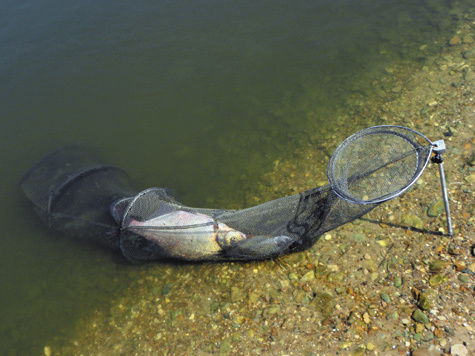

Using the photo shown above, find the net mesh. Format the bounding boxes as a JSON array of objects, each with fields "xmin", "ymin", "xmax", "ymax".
[
  {"xmin": 20, "ymin": 147, "xmax": 137, "ymax": 250},
  {"xmin": 111, "ymin": 184, "xmax": 379, "ymax": 262},
  {"xmin": 327, "ymin": 126, "xmax": 432, "ymax": 204},
  {"xmin": 20, "ymin": 126, "xmax": 435, "ymax": 262}
]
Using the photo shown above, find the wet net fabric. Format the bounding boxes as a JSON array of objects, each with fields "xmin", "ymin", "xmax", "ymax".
[
  {"xmin": 115, "ymin": 185, "xmax": 379, "ymax": 262},
  {"xmin": 20, "ymin": 126, "xmax": 435, "ymax": 263},
  {"xmin": 20, "ymin": 147, "xmax": 137, "ymax": 250}
]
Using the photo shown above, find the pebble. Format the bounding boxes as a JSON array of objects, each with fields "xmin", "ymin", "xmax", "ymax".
[
  {"xmin": 429, "ymin": 274, "xmax": 448, "ymax": 287},
  {"xmin": 292, "ymin": 289, "xmax": 307, "ymax": 304},
  {"xmin": 451, "ymin": 147, "xmax": 462, "ymax": 156},
  {"xmin": 248, "ymin": 293, "xmax": 259, "ymax": 304},
  {"xmin": 219, "ymin": 340, "xmax": 231, "ymax": 355},
  {"xmin": 310, "ymin": 292, "xmax": 336, "ymax": 319},
  {"xmin": 463, "ymin": 49, "xmax": 475, "ymax": 60},
  {"xmin": 161, "ymin": 284, "xmax": 172, "ymax": 295},
  {"xmin": 427, "ymin": 199, "xmax": 445, "ymax": 217},
  {"xmin": 364, "ymin": 259, "xmax": 377, "ymax": 273},
  {"xmin": 339, "ymin": 341, "xmax": 352, "ymax": 349},
  {"xmin": 376, "ymin": 238, "xmax": 390, "ymax": 247},
  {"xmin": 299, "ymin": 270, "xmax": 315, "ymax": 283},
  {"xmin": 288, "ymin": 272, "xmax": 298, "ymax": 281},
  {"xmin": 465, "ymin": 174, "xmax": 475, "ymax": 184},
  {"xmin": 363, "ymin": 312, "xmax": 371, "ymax": 324},
  {"xmin": 44, "ymin": 346, "xmax": 52, "ymax": 356},
  {"xmin": 392, "ymin": 85, "xmax": 403, "ymax": 93},
  {"xmin": 393, "ymin": 276, "xmax": 402, "ymax": 288},
  {"xmin": 450, "ymin": 344, "xmax": 468, "ymax": 356},
  {"xmin": 448, "ymin": 243, "xmax": 461, "ymax": 255},
  {"xmin": 386, "ymin": 311, "xmax": 398, "ymax": 320},
  {"xmin": 265, "ymin": 304, "xmax": 281, "ymax": 316},
  {"xmin": 412, "ymin": 349, "xmax": 431, "ymax": 356},
  {"xmin": 401, "ymin": 214, "xmax": 423, "ymax": 230},
  {"xmin": 463, "ymin": 35, "xmax": 474, "ymax": 44},
  {"xmin": 230, "ymin": 287, "xmax": 246, "ymax": 302},
  {"xmin": 327, "ymin": 271, "xmax": 345, "ymax": 282},
  {"xmin": 210, "ymin": 301, "xmax": 220, "ymax": 313},
  {"xmin": 458, "ymin": 274, "xmax": 469, "ymax": 283},
  {"xmin": 448, "ymin": 36, "xmax": 461, "ymax": 45},
  {"xmin": 418, "ymin": 289, "xmax": 438, "ymax": 310},
  {"xmin": 352, "ymin": 233, "xmax": 367, "ymax": 242},
  {"xmin": 464, "ymin": 70, "xmax": 475, "ymax": 82},
  {"xmin": 415, "ymin": 322, "xmax": 425, "ymax": 333},
  {"xmin": 381, "ymin": 293, "xmax": 391, "ymax": 303},
  {"xmin": 347, "ymin": 311, "xmax": 359, "ymax": 325},
  {"xmin": 429, "ymin": 260, "xmax": 449, "ymax": 272},
  {"xmin": 350, "ymin": 346, "xmax": 366, "ymax": 356},
  {"xmin": 412, "ymin": 309, "xmax": 429, "ymax": 324},
  {"xmin": 468, "ymin": 152, "xmax": 475, "ymax": 166}
]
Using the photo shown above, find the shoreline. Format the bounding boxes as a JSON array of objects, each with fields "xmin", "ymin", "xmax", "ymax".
[{"xmin": 54, "ymin": 9, "xmax": 475, "ymax": 356}]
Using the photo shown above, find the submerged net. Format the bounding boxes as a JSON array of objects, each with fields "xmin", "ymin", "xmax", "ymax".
[
  {"xmin": 20, "ymin": 126, "xmax": 435, "ymax": 262},
  {"xmin": 20, "ymin": 147, "xmax": 137, "ymax": 250},
  {"xmin": 115, "ymin": 185, "xmax": 379, "ymax": 262}
]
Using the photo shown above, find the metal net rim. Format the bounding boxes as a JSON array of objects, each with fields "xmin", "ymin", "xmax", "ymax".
[
  {"xmin": 327, "ymin": 125, "xmax": 433, "ymax": 205},
  {"xmin": 120, "ymin": 187, "xmax": 221, "ymax": 232}
]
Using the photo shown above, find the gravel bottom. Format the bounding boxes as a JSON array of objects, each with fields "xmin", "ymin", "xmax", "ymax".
[{"xmin": 51, "ymin": 8, "xmax": 475, "ymax": 356}]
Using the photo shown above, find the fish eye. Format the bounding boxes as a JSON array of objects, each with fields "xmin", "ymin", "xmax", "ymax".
[
  {"xmin": 226, "ymin": 232, "xmax": 243, "ymax": 245},
  {"xmin": 218, "ymin": 231, "xmax": 244, "ymax": 248}
]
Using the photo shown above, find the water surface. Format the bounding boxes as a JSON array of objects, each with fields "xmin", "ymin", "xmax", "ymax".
[{"xmin": 0, "ymin": 0, "xmax": 462, "ymax": 353}]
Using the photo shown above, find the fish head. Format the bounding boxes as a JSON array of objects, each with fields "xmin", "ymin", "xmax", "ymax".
[{"xmin": 216, "ymin": 229, "xmax": 247, "ymax": 249}]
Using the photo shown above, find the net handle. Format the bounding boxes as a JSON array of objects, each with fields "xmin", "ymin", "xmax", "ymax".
[{"xmin": 431, "ymin": 140, "xmax": 453, "ymax": 237}]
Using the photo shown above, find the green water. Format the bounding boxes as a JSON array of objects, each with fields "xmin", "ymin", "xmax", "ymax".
[{"xmin": 0, "ymin": 0, "xmax": 466, "ymax": 354}]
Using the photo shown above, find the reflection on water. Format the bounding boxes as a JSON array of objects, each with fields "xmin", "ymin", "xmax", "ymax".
[{"xmin": 0, "ymin": 0, "xmax": 467, "ymax": 353}]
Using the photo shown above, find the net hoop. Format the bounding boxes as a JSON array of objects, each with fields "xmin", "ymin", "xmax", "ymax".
[{"xmin": 327, "ymin": 125, "xmax": 434, "ymax": 204}]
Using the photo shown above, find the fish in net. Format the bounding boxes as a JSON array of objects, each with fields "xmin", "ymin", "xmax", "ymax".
[{"xmin": 20, "ymin": 126, "xmax": 450, "ymax": 262}]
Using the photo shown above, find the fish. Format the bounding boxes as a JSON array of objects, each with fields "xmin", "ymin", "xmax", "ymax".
[
  {"xmin": 126, "ymin": 210, "xmax": 247, "ymax": 261},
  {"xmin": 221, "ymin": 234, "xmax": 295, "ymax": 259}
]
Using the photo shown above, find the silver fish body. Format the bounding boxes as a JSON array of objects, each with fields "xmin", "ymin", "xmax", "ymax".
[{"xmin": 127, "ymin": 210, "xmax": 247, "ymax": 261}]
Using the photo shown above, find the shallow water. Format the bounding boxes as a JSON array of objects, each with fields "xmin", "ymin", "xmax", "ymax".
[{"xmin": 0, "ymin": 0, "xmax": 464, "ymax": 353}]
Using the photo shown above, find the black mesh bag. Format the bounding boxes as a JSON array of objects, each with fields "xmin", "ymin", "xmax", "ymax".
[{"xmin": 21, "ymin": 126, "xmax": 447, "ymax": 262}]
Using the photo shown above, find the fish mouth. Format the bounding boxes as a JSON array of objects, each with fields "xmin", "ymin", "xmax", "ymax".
[{"xmin": 216, "ymin": 229, "xmax": 247, "ymax": 249}]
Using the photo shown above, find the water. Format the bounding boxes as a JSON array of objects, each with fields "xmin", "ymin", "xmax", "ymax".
[{"xmin": 0, "ymin": 0, "xmax": 464, "ymax": 353}]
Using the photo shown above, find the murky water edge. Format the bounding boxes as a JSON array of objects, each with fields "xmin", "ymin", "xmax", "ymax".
[
  {"xmin": 1, "ymin": 0, "xmax": 473, "ymax": 355},
  {"xmin": 57, "ymin": 9, "xmax": 475, "ymax": 354}
]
